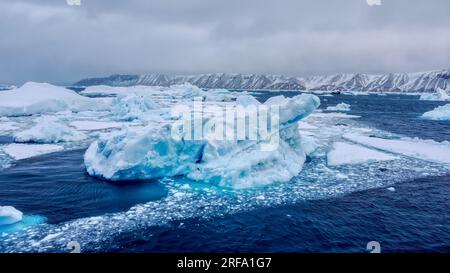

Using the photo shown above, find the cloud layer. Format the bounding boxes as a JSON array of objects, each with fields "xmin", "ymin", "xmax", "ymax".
[{"xmin": 1, "ymin": 0, "xmax": 450, "ymax": 84}]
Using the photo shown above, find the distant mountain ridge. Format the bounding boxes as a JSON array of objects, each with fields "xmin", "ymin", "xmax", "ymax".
[{"xmin": 74, "ymin": 68, "xmax": 450, "ymax": 93}]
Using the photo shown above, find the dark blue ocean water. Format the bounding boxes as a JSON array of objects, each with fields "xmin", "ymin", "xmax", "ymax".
[{"xmin": 0, "ymin": 93, "xmax": 449, "ymax": 252}]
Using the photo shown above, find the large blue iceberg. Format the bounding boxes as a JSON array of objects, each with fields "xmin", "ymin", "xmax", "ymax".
[{"xmin": 84, "ymin": 93, "xmax": 320, "ymax": 188}]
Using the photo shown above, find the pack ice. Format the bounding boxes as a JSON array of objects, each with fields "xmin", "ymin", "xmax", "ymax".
[
  {"xmin": 0, "ymin": 82, "xmax": 109, "ymax": 116},
  {"xmin": 84, "ymin": 94, "xmax": 320, "ymax": 188}
]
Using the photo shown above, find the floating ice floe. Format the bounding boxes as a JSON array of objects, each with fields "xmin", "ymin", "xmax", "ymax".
[
  {"xmin": 0, "ymin": 82, "xmax": 110, "ymax": 117},
  {"xmin": 14, "ymin": 116, "xmax": 87, "ymax": 143},
  {"xmin": 422, "ymin": 103, "xmax": 450, "ymax": 121},
  {"xmin": 343, "ymin": 133, "xmax": 450, "ymax": 165},
  {"xmin": 84, "ymin": 94, "xmax": 320, "ymax": 188},
  {"xmin": 3, "ymin": 143, "xmax": 64, "ymax": 160},
  {"xmin": 326, "ymin": 102, "xmax": 351, "ymax": 112},
  {"xmin": 327, "ymin": 142, "xmax": 397, "ymax": 166},
  {"xmin": 419, "ymin": 88, "xmax": 450, "ymax": 101},
  {"xmin": 0, "ymin": 206, "xmax": 22, "ymax": 226}
]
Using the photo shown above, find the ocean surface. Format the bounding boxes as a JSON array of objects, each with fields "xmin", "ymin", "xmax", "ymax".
[{"xmin": 0, "ymin": 92, "xmax": 449, "ymax": 252}]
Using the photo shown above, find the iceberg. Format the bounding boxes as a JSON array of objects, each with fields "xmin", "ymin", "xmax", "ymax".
[
  {"xmin": 235, "ymin": 94, "xmax": 261, "ymax": 106},
  {"xmin": 204, "ymin": 89, "xmax": 234, "ymax": 102},
  {"xmin": 0, "ymin": 206, "xmax": 23, "ymax": 226},
  {"xmin": 14, "ymin": 116, "xmax": 86, "ymax": 143},
  {"xmin": 0, "ymin": 82, "xmax": 110, "ymax": 117},
  {"xmin": 111, "ymin": 93, "xmax": 158, "ymax": 121},
  {"xmin": 419, "ymin": 88, "xmax": 450, "ymax": 101},
  {"xmin": 422, "ymin": 103, "xmax": 450, "ymax": 121},
  {"xmin": 84, "ymin": 94, "xmax": 320, "ymax": 188},
  {"xmin": 326, "ymin": 102, "xmax": 351, "ymax": 111},
  {"xmin": 327, "ymin": 142, "xmax": 397, "ymax": 166}
]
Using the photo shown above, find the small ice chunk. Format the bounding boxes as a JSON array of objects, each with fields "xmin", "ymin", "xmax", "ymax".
[
  {"xmin": 387, "ymin": 187, "xmax": 395, "ymax": 192},
  {"xmin": 3, "ymin": 143, "xmax": 64, "ymax": 160},
  {"xmin": 327, "ymin": 142, "xmax": 397, "ymax": 166},
  {"xmin": 14, "ymin": 116, "xmax": 86, "ymax": 143},
  {"xmin": 0, "ymin": 206, "xmax": 23, "ymax": 226},
  {"xmin": 326, "ymin": 103, "xmax": 351, "ymax": 112}
]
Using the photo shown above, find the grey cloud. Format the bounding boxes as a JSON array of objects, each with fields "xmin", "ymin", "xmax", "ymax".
[{"xmin": 0, "ymin": 0, "xmax": 449, "ymax": 85}]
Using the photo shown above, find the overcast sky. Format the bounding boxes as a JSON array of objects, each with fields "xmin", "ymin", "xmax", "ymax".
[{"xmin": 1, "ymin": 0, "xmax": 450, "ymax": 85}]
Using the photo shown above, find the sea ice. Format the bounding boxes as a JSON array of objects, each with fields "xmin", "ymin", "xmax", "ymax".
[
  {"xmin": 0, "ymin": 206, "xmax": 23, "ymax": 226},
  {"xmin": 70, "ymin": 121, "xmax": 124, "ymax": 131},
  {"xmin": 327, "ymin": 142, "xmax": 397, "ymax": 166},
  {"xmin": 326, "ymin": 103, "xmax": 351, "ymax": 112},
  {"xmin": 14, "ymin": 116, "xmax": 86, "ymax": 143},
  {"xmin": 422, "ymin": 103, "xmax": 450, "ymax": 121},
  {"xmin": 84, "ymin": 94, "xmax": 320, "ymax": 188},
  {"xmin": 343, "ymin": 133, "xmax": 450, "ymax": 165},
  {"xmin": 0, "ymin": 82, "xmax": 110, "ymax": 116},
  {"xmin": 3, "ymin": 143, "xmax": 64, "ymax": 160}
]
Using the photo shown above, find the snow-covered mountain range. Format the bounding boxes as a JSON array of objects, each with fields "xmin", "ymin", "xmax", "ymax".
[{"xmin": 74, "ymin": 68, "xmax": 450, "ymax": 93}]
